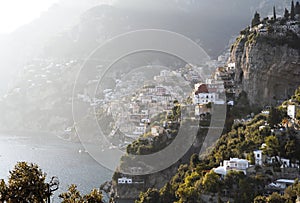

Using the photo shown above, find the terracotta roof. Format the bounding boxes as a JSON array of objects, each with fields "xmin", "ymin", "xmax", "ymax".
[{"xmin": 195, "ymin": 84, "xmax": 209, "ymax": 94}]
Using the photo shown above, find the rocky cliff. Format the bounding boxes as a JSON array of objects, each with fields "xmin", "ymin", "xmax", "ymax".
[{"xmin": 229, "ymin": 21, "xmax": 300, "ymax": 107}]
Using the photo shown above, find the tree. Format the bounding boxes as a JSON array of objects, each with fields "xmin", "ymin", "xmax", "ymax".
[
  {"xmin": 224, "ymin": 171, "xmax": 245, "ymax": 190},
  {"xmin": 59, "ymin": 184, "xmax": 104, "ymax": 203},
  {"xmin": 267, "ymin": 192, "xmax": 286, "ymax": 203},
  {"xmin": 176, "ymin": 183, "xmax": 201, "ymax": 203},
  {"xmin": 264, "ymin": 135, "xmax": 280, "ymax": 157},
  {"xmin": 284, "ymin": 8, "xmax": 290, "ymax": 19},
  {"xmin": 285, "ymin": 139, "xmax": 297, "ymax": 161},
  {"xmin": 288, "ymin": 180, "xmax": 300, "ymax": 198},
  {"xmin": 251, "ymin": 12, "xmax": 261, "ymax": 27},
  {"xmin": 273, "ymin": 6, "xmax": 277, "ymax": 20},
  {"xmin": 296, "ymin": 2, "xmax": 300, "ymax": 15},
  {"xmin": 59, "ymin": 184, "xmax": 83, "ymax": 203},
  {"xmin": 172, "ymin": 102, "xmax": 181, "ymax": 122},
  {"xmin": 190, "ymin": 153, "xmax": 200, "ymax": 169},
  {"xmin": 136, "ymin": 188, "xmax": 161, "ymax": 203},
  {"xmin": 254, "ymin": 195, "xmax": 267, "ymax": 203},
  {"xmin": 83, "ymin": 189, "xmax": 104, "ymax": 203},
  {"xmin": 202, "ymin": 171, "xmax": 222, "ymax": 193},
  {"xmin": 284, "ymin": 182, "xmax": 297, "ymax": 202},
  {"xmin": 238, "ymin": 178, "xmax": 257, "ymax": 202},
  {"xmin": 0, "ymin": 179, "xmax": 8, "ymax": 202},
  {"xmin": 175, "ymin": 171, "xmax": 202, "ymax": 203},
  {"xmin": 7, "ymin": 162, "xmax": 48, "ymax": 202},
  {"xmin": 159, "ymin": 183, "xmax": 176, "ymax": 203},
  {"xmin": 291, "ymin": 1, "xmax": 295, "ymax": 20},
  {"xmin": 267, "ymin": 107, "xmax": 283, "ymax": 127}
]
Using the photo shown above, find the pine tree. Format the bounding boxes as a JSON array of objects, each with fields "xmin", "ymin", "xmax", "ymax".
[
  {"xmin": 251, "ymin": 11, "xmax": 261, "ymax": 27},
  {"xmin": 284, "ymin": 8, "xmax": 290, "ymax": 19},
  {"xmin": 291, "ymin": 0, "xmax": 295, "ymax": 20},
  {"xmin": 59, "ymin": 184, "xmax": 104, "ymax": 203},
  {"xmin": 7, "ymin": 162, "xmax": 49, "ymax": 202},
  {"xmin": 295, "ymin": 1, "xmax": 300, "ymax": 15},
  {"xmin": 273, "ymin": 6, "xmax": 277, "ymax": 20}
]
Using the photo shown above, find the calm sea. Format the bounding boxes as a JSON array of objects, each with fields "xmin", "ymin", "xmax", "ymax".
[{"xmin": 0, "ymin": 132, "xmax": 113, "ymax": 202}]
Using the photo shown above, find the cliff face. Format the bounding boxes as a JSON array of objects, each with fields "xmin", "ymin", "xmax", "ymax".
[{"xmin": 229, "ymin": 25, "xmax": 300, "ymax": 107}]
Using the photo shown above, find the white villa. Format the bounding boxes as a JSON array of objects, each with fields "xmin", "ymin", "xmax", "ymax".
[
  {"xmin": 118, "ymin": 177, "xmax": 133, "ymax": 184},
  {"xmin": 253, "ymin": 149, "xmax": 299, "ymax": 168},
  {"xmin": 193, "ymin": 83, "xmax": 225, "ymax": 105},
  {"xmin": 213, "ymin": 158, "xmax": 249, "ymax": 176}
]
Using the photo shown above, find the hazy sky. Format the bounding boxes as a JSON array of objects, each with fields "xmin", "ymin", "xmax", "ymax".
[{"xmin": 0, "ymin": 0, "xmax": 59, "ymax": 34}]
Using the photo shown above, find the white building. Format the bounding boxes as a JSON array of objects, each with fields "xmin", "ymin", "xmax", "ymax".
[
  {"xmin": 268, "ymin": 179, "xmax": 295, "ymax": 190},
  {"xmin": 194, "ymin": 83, "xmax": 215, "ymax": 104},
  {"xmin": 287, "ymin": 105, "xmax": 298, "ymax": 119},
  {"xmin": 275, "ymin": 179, "xmax": 295, "ymax": 189},
  {"xmin": 254, "ymin": 149, "xmax": 298, "ymax": 168},
  {"xmin": 213, "ymin": 158, "xmax": 249, "ymax": 176},
  {"xmin": 194, "ymin": 93, "xmax": 217, "ymax": 105},
  {"xmin": 266, "ymin": 157, "xmax": 291, "ymax": 168},
  {"xmin": 253, "ymin": 150, "xmax": 263, "ymax": 166},
  {"xmin": 118, "ymin": 177, "xmax": 133, "ymax": 184},
  {"xmin": 193, "ymin": 83, "xmax": 225, "ymax": 105},
  {"xmin": 227, "ymin": 62, "xmax": 235, "ymax": 70}
]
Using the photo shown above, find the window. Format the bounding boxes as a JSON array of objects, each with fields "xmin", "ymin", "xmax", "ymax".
[{"xmin": 257, "ymin": 154, "xmax": 260, "ymax": 158}]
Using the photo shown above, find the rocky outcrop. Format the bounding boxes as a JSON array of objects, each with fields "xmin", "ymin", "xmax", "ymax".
[{"xmin": 229, "ymin": 25, "xmax": 300, "ymax": 107}]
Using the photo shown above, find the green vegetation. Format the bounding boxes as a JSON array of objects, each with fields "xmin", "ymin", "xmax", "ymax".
[
  {"xmin": 267, "ymin": 106, "xmax": 286, "ymax": 127},
  {"xmin": 254, "ymin": 180, "xmax": 300, "ymax": 203},
  {"xmin": 59, "ymin": 185, "xmax": 103, "ymax": 203},
  {"xmin": 0, "ymin": 162, "xmax": 48, "ymax": 202},
  {"xmin": 234, "ymin": 2, "xmax": 300, "ymax": 51},
  {"xmin": 292, "ymin": 86, "xmax": 300, "ymax": 104},
  {"xmin": 251, "ymin": 11, "xmax": 261, "ymax": 27},
  {"xmin": 136, "ymin": 86, "xmax": 300, "ymax": 203},
  {"xmin": 205, "ymin": 113, "xmax": 268, "ymax": 168},
  {"xmin": 0, "ymin": 162, "xmax": 104, "ymax": 203},
  {"xmin": 291, "ymin": 0, "xmax": 295, "ymax": 20},
  {"xmin": 125, "ymin": 102, "xmax": 181, "ymax": 156},
  {"xmin": 257, "ymin": 30, "xmax": 300, "ymax": 49},
  {"xmin": 136, "ymin": 153, "xmax": 267, "ymax": 203}
]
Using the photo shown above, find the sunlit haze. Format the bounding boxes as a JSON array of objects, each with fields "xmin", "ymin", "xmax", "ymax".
[
  {"xmin": 0, "ymin": 1, "xmax": 299, "ymax": 201},
  {"xmin": 0, "ymin": 0, "xmax": 59, "ymax": 34}
]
